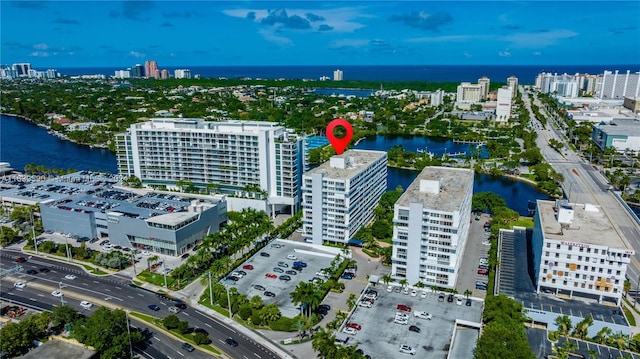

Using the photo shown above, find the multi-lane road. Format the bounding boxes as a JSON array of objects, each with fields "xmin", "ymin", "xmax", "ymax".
[
  {"xmin": 523, "ymin": 91, "xmax": 640, "ymax": 287},
  {"xmin": 0, "ymin": 248, "xmax": 282, "ymax": 359}
]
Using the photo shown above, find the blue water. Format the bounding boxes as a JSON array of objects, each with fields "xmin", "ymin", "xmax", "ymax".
[
  {"xmin": 354, "ymin": 135, "xmax": 490, "ymax": 158},
  {"xmin": 54, "ymin": 65, "xmax": 638, "ymax": 84},
  {"xmin": 0, "ymin": 115, "xmax": 118, "ymax": 173},
  {"xmin": 1, "ymin": 114, "xmax": 546, "ymax": 215}
]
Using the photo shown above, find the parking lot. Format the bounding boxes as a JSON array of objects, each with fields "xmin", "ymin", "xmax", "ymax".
[
  {"xmin": 338, "ymin": 284, "xmax": 483, "ymax": 359},
  {"xmin": 455, "ymin": 213, "xmax": 492, "ymax": 296},
  {"xmin": 221, "ymin": 240, "xmax": 338, "ymax": 318}
]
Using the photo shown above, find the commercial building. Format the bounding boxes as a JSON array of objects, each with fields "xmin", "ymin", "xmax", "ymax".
[
  {"xmin": 302, "ymin": 150, "xmax": 387, "ymax": 246},
  {"xmin": 114, "ymin": 69, "xmax": 131, "ymax": 79},
  {"xmin": 624, "ymin": 97, "xmax": 640, "ymax": 113},
  {"xmin": 495, "ymin": 87, "xmax": 512, "ymax": 121},
  {"xmin": 456, "ymin": 82, "xmax": 483, "ymax": 103},
  {"xmin": 532, "ymin": 200, "xmax": 633, "ymax": 305},
  {"xmin": 597, "ymin": 70, "xmax": 640, "ymax": 100},
  {"xmin": 174, "ymin": 69, "xmax": 191, "ymax": 79},
  {"xmin": 592, "ymin": 119, "xmax": 640, "ymax": 153},
  {"xmin": 12, "ymin": 63, "xmax": 31, "ymax": 76},
  {"xmin": 132, "ymin": 64, "xmax": 145, "ymax": 78},
  {"xmin": 145, "ymin": 60, "xmax": 159, "ymax": 79},
  {"xmin": 507, "ymin": 76, "xmax": 518, "ymax": 97},
  {"xmin": 116, "ymin": 118, "xmax": 304, "ymax": 216},
  {"xmin": 333, "ymin": 69, "xmax": 343, "ymax": 81},
  {"xmin": 477, "ymin": 76, "xmax": 490, "ymax": 100},
  {"xmin": 391, "ymin": 166, "xmax": 474, "ymax": 288}
]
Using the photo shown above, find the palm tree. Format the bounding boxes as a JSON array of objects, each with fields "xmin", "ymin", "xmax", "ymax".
[
  {"xmin": 399, "ymin": 278, "xmax": 408, "ymax": 289},
  {"xmin": 312, "ymin": 328, "xmax": 338, "ymax": 359},
  {"xmin": 347, "ymin": 293, "xmax": 357, "ymax": 309},
  {"xmin": 249, "ymin": 295, "xmax": 264, "ymax": 310},
  {"xmin": 382, "ymin": 273, "xmax": 392, "ymax": 286},
  {"xmin": 609, "ymin": 331, "xmax": 629, "ymax": 350},
  {"xmin": 555, "ymin": 315, "xmax": 573, "ymax": 336},
  {"xmin": 595, "ymin": 326, "xmax": 611, "ymax": 344},
  {"xmin": 464, "ymin": 289, "xmax": 472, "ymax": 299},
  {"xmin": 571, "ymin": 316, "xmax": 593, "ymax": 340},
  {"xmin": 147, "ymin": 255, "xmax": 159, "ymax": 271},
  {"xmin": 260, "ymin": 303, "xmax": 281, "ymax": 324},
  {"xmin": 430, "ymin": 285, "xmax": 439, "ymax": 294},
  {"xmin": 414, "ymin": 281, "xmax": 425, "ymax": 289},
  {"xmin": 290, "ymin": 282, "xmax": 317, "ymax": 317}
]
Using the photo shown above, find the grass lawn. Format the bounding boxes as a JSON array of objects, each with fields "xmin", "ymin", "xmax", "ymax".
[
  {"xmin": 137, "ymin": 270, "xmax": 177, "ymax": 288},
  {"xmin": 511, "ymin": 217, "xmax": 534, "ymax": 228}
]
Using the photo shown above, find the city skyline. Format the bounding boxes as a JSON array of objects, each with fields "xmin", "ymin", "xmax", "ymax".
[{"xmin": 1, "ymin": 1, "xmax": 639, "ymax": 68}]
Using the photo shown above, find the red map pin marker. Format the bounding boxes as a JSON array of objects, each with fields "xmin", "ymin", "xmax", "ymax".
[{"xmin": 326, "ymin": 118, "xmax": 353, "ymax": 155}]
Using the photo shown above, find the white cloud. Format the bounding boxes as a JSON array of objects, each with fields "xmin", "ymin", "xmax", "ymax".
[
  {"xmin": 499, "ymin": 50, "xmax": 511, "ymax": 57},
  {"xmin": 258, "ymin": 29, "xmax": 292, "ymax": 46},
  {"xmin": 129, "ymin": 51, "xmax": 145, "ymax": 58},
  {"xmin": 32, "ymin": 43, "xmax": 49, "ymax": 50},
  {"xmin": 29, "ymin": 51, "xmax": 49, "ymax": 57},
  {"xmin": 223, "ymin": 7, "xmax": 367, "ymax": 33},
  {"xmin": 503, "ymin": 30, "xmax": 578, "ymax": 48},
  {"xmin": 329, "ymin": 38, "xmax": 370, "ymax": 49},
  {"xmin": 464, "ymin": 52, "xmax": 472, "ymax": 58},
  {"xmin": 405, "ymin": 34, "xmax": 490, "ymax": 43},
  {"xmin": 533, "ymin": 51, "xmax": 542, "ymax": 56}
]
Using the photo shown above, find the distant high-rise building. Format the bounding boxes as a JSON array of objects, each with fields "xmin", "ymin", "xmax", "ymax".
[
  {"xmin": 333, "ymin": 69, "xmax": 343, "ymax": 81},
  {"xmin": 145, "ymin": 60, "xmax": 158, "ymax": 79},
  {"xmin": 174, "ymin": 69, "xmax": 191, "ymax": 79},
  {"xmin": 597, "ymin": 70, "xmax": 640, "ymax": 99},
  {"xmin": 132, "ymin": 64, "xmax": 145, "ymax": 78},
  {"xmin": 507, "ymin": 76, "xmax": 518, "ymax": 97},
  {"xmin": 160, "ymin": 69, "xmax": 169, "ymax": 79},
  {"xmin": 430, "ymin": 89, "xmax": 444, "ymax": 107},
  {"xmin": 46, "ymin": 69, "xmax": 58, "ymax": 79},
  {"xmin": 114, "ymin": 69, "xmax": 131, "ymax": 79},
  {"xmin": 477, "ymin": 76, "xmax": 490, "ymax": 100},
  {"xmin": 456, "ymin": 82, "xmax": 483, "ymax": 103},
  {"xmin": 496, "ymin": 87, "xmax": 512, "ymax": 121},
  {"xmin": 12, "ymin": 63, "xmax": 31, "ymax": 76}
]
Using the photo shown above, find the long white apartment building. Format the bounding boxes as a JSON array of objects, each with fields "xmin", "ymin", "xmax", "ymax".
[
  {"xmin": 391, "ymin": 167, "xmax": 474, "ymax": 288},
  {"xmin": 533, "ymin": 200, "xmax": 634, "ymax": 305},
  {"xmin": 495, "ymin": 87, "xmax": 513, "ymax": 121},
  {"xmin": 116, "ymin": 118, "xmax": 303, "ymax": 215},
  {"xmin": 302, "ymin": 150, "xmax": 387, "ymax": 246},
  {"xmin": 456, "ymin": 82, "xmax": 483, "ymax": 103}
]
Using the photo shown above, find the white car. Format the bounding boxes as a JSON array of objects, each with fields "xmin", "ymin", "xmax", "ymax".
[
  {"xmin": 410, "ymin": 289, "xmax": 418, "ymax": 297},
  {"xmin": 394, "ymin": 318, "xmax": 409, "ymax": 325},
  {"xmin": 141, "ymin": 250, "xmax": 152, "ymax": 256},
  {"xmin": 413, "ymin": 311, "xmax": 433, "ymax": 320},
  {"xmin": 456, "ymin": 297, "xmax": 464, "ymax": 306},
  {"xmin": 51, "ymin": 290, "xmax": 63, "ymax": 298},
  {"xmin": 420, "ymin": 291, "xmax": 427, "ymax": 299},
  {"xmin": 342, "ymin": 327, "xmax": 357, "ymax": 335},
  {"xmin": 64, "ymin": 274, "xmax": 77, "ymax": 280},
  {"xmin": 286, "ymin": 254, "xmax": 297, "ymax": 260},
  {"xmin": 230, "ymin": 271, "xmax": 244, "ymax": 278},
  {"xmin": 482, "ymin": 240, "xmax": 491, "ymax": 246},
  {"xmin": 387, "ymin": 285, "xmax": 393, "ymax": 292},
  {"xmin": 399, "ymin": 344, "xmax": 416, "ymax": 355},
  {"xmin": 402, "ymin": 287, "xmax": 410, "ymax": 295},
  {"xmin": 80, "ymin": 301, "xmax": 93, "ymax": 309},
  {"xmin": 358, "ymin": 301, "xmax": 372, "ymax": 308},
  {"xmin": 14, "ymin": 281, "xmax": 26, "ymax": 289}
]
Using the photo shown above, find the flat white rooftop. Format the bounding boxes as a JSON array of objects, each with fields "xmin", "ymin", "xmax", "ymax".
[
  {"xmin": 396, "ymin": 166, "xmax": 473, "ymax": 212},
  {"xmin": 537, "ymin": 200, "xmax": 630, "ymax": 249},
  {"xmin": 304, "ymin": 150, "xmax": 386, "ymax": 180}
]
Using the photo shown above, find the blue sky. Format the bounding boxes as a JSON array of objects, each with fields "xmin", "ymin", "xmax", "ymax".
[{"xmin": 1, "ymin": 1, "xmax": 639, "ymax": 67}]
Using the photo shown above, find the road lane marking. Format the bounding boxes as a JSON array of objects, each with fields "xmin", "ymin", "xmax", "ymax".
[
  {"xmin": 104, "ymin": 288, "xmax": 111, "ymax": 292},
  {"xmin": 254, "ymin": 353, "xmax": 262, "ymax": 358},
  {"xmin": 153, "ymin": 337, "xmax": 161, "ymax": 341},
  {"xmin": 204, "ymin": 323, "xmax": 212, "ymax": 328},
  {"xmin": 176, "ymin": 351, "xmax": 184, "ymax": 357},
  {"xmin": 127, "ymin": 295, "xmax": 134, "ymax": 299}
]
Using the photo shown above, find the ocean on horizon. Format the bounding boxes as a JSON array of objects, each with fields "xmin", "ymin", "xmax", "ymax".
[{"xmin": 54, "ymin": 64, "xmax": 639, "ymax": 84}]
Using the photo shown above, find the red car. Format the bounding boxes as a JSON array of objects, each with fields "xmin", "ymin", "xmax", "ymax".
[
  {"xmin": 265, "ymin": 273, "xmax": 277, "ymax": 279},
  {"xmin": 243, "ymin": 264, "xmax": 254, "ymax": 270},
  {"xmin": 478, "ymin": 269, "xmax": 489, "ymax": 275},
  {"xmin": 15, "ymin": 257, "xmax": 27, "ymax": 263},
  {"xmin": 397, "ymin": 304, "xmax": 412, "ymax": 312},
  {"xmin": 346, "ymin": 322, "xmax": 362, "ymax": 330}
]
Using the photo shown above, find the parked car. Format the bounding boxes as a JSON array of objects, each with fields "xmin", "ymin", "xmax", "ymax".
[
  {"xmin": 279, "ymin": 275, "xmax": 291, "ymax": 281},
  {"xmin": 277, "ymin": 261, "xmax": 289, "ymax": 268},
  {"xmin": 399, "ymin": 344, "xmax": 416, "ymax": 355},
  {"xmin": 242, "ymin": 264, "xmax": 254, "ymax": 270},
  {"xmin": 273, "ymin": 267, "xmax": 284, "ymax": 273},
  {"xmin": 410, "ymin": 289, "xmax": 418, "ymax": 297},
  {"xmin": 260, "ymin": 252, "xmax": 271, "ymax": 257},
  {"xmin": 475, "ymin": 283, "xmax": 487, "ymax": 290},
  {"xmin": 394, "ymin": 317, "xmax": 409, "ymax": 325},
  {"xmin": 420, "ymin": 291, "xmax": 428, "ymax": 299},
  {"xmin": 286, "ymin": 254, "xmax": 297, "ymax": 260},
  {"xmin": 447, "ymin": 294, "xmax": 455, "ymax": 303},
  {"xmin": 292, "ymin": 265, "xmax": 304, "ymax": 271},
  {"xmin": 387, "ymin": 285, "xmax": 394, "ymax": 292},
  {"xmin": 264, "ymin": 291, "xmax": 276, "ymax": 297},
  {"xmin": 358, "ymin": 301, "xmax": 372, "ymax": 308},
  {"xmin": 409, "ymin": 325, "xmax": 421, "ymax": 333},
  {"xmin": 182, "ymin": 342, "xmax": 195, "ymax": 352},
  {"xmin": 342, "ymin": 327, "xmax": 357, "ymax": 335},
  {"xmin": 265, "ymin": 273, "xmax": 277, "ymax": 279},
  {"xmin": 293, "ymin": 261, "xmax": 307, "ymax": 268},
  {"xmin": 478, "ymin": 265, "xmax": 489, "ymax": 270},
  {"xmin": 396, "ymin": 304, "xmax": 411, "ymax": 312},
  {"xmin": 478, "ymin": 269, "xmax": 489, "ymax": 275},
  {"xmin": 438, "ymin": 292, "xmax": 445, "ymax": 302},
  {"xmin": 394, "ymin": 286, "xmax": 402, "ymax": 293},
  {"xmin": 346, "ymin": 322, "xmax": 361, "ymax": 330},
  {"xmin": 341, "ymin": 273, "xmax": 354, "ymax": 280},
  {"xmin": 254, "ymin": 285, "xmax": 266, "ymax": 291},
  {"xmin": 466, "ymin": 298, "xmax": 472, "ymax": 306},
  {"xmin": 413, "ymin": 311, "xmax": 433, "ymax": 320},
  {"xmin": 402, "ymin": 287, "xmax": 410, "ymax": 295},
  {"xmin": 456, "ymin": 297, "xmax": 464, "ymax": 305},
  {"xmin": 285, "ymin": 270, "xmax": 298, "ymax": 276}
]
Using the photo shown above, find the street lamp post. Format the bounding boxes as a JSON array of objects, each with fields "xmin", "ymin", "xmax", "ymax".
[
  {"xmin": 226, "ymin": 284, "xmax": 232, "ymax": 319},
  {"xmin": 125, "ymin": 310, "xmax": 133, "ymax": 358},
  {"xmin": 208, "ymin": 271, "xmax": 213, "ymax": 307},
  {"xmin": 162, "ymin": 257, "xmax": 168, "ymax": 289},
  {"xmin": 58, "ymin": 281, "xmax": 64, "ymax": 305},
  {"xmin": 31, "ymin": 211, "xmax": 38, "ymax": 255}
]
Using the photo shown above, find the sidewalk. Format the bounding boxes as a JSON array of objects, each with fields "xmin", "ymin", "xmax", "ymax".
[{"xmin": 622, "ymin": 299, "xmax": 640, "ymax": 336}]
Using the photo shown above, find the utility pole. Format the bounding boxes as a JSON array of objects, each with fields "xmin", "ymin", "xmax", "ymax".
[
  {"xmin": 163, "ymin": 257, "xmax": 168, "ymax": 289},
  {"xmin": 31, "ymin": 211, "xmax": 38, "ymax": 254},
  {"xmin": 208, "ymin": 271, "xmax": 213, "ymax": 307},
  {"xmin": 125, "ymin": 310, "xmax": 133, "ymax": 358},
  {"xmin": 226, "ymin": 285, "xmax": 232, "ymax": 319}
]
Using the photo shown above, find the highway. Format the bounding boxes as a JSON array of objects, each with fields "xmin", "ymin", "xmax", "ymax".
[
  {"xmin": 0, "ymin": 248, "xmax": 281, "ymax": 359},
  {"xmin": 522, "ymin": 91, "xmax": 640, "ymax": 287}
]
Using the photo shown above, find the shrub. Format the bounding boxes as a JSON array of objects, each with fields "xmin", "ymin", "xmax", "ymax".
[
  {"xmin": 194, "ymin": 332, "xmax": 211, "ymax": 345},
  {"xmin": 268, "ymin": 316, "xmax": 297, "ymax": 332},
  {"xmin": 238, "ymin": 305, "xmax": 252, "ymax": 321},
  {"xmin": 162, "ymin": 315, "xmax": 180, "ymax": 329},
  {"xmin": 176, "ymin": 320, "xmax": 190, "ymax": 334}
]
